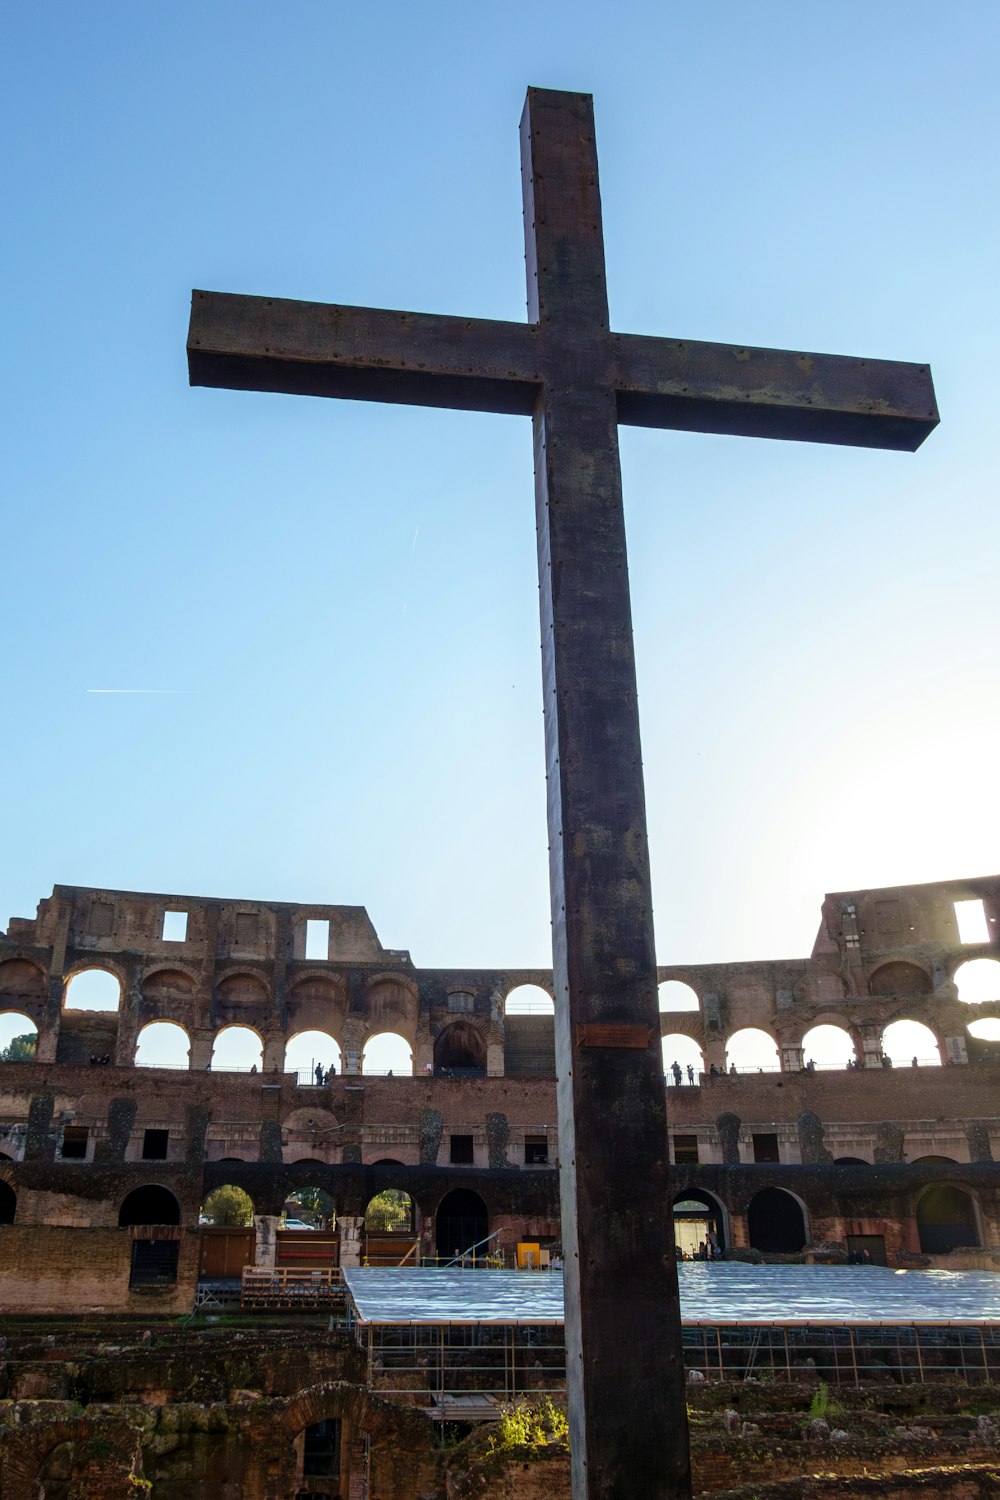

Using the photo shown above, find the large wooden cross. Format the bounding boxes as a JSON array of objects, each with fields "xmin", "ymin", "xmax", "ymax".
[{"xmin": 188, "ymin": 87, "xmax": 937, "ymax": 1500}]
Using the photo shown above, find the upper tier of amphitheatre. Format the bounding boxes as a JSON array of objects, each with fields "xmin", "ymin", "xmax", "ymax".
[{"xmin": 0, "ymin": 874, "xmax": 997, "ymax": 1078}]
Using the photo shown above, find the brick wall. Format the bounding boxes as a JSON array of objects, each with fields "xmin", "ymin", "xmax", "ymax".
[{"xmin": 0, "ymin": 1225, "xmax": 198, "ymax": 1313}]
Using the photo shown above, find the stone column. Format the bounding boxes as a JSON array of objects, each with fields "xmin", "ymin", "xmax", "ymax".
[
  {"xmin": 782, "ymin": 1044, "xmax": 805, "ymax": 1072},
  {"xmin": 33, "ymin": 1018, "xmax": 59, "ymax": 1064},
  {"xmin": 703, "ymin": 1038, "xmax": 726, "ymax": 1072},
  {"xmin": 190, "ymin": 1028, "xmax": 214, "ymax": 1071},
  {"xmin": 262, "ymin": 1033, "xmax": 286, "ymax": 1073},
  {"xmin": 339, "ymin": 1214, "xmax": 364, "ymax": 1266},
  {"xmin": 486, "ymin": 1041, "xmax": 504, "ymax": 1076},
  {"xmin": 860, "ymin": 1024, "xmax": 883, "ymax": 1068},
  {"xmin": 253, "ymin": 1215, "xmax": 280, "ymax": 1268}
]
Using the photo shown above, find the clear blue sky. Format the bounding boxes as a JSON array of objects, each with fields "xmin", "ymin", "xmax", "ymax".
[{"xmin": 3, "ymin": 1, "xmax": 998, "ymax": 970}]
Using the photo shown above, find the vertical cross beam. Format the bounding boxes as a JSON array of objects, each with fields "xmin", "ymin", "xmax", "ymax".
[{"xmin": 523, "ymin": 91, "xmax": 690, "ymax": 1499}]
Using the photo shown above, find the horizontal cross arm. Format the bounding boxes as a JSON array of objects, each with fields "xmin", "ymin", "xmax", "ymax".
[
  {"xmin": 188, "ymin": 291, "xmax": 542, "ymax": 415},
  {"xmin": 612, "ymin": 333, "xmax": 938, "ymax": 451}
]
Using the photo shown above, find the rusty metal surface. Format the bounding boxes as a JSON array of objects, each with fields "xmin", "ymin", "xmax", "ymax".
[{"xmin": 188, "ymin": 84, "xmax": 938, "ymax": 1500}]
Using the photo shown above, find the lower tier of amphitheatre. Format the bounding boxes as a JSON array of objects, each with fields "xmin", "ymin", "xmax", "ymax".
[{"xmin": 3, "ymin": 1320, "xmax": 1000, "ymax": 1499}]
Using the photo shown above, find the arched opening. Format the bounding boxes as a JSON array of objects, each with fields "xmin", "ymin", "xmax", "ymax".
[
  {"xmin": 672, "ymin": 1190, "xmax": 725, "ymax": 1257},
  {"xmin": 726, "ymin": 1028, "xmax": 779, "ymax": 1073},
  {"xmin": 912, "ymin": 1155, "xmax": 959, "ymax": 1165},
  {"xmin": 882, "ymin": 1019, "xmax": 941, "ymax": 1067},
  {"xmin": 134, "ymin": 1020, "xmax": 190, "ymax": 1069},
  {"xmin": 954, "ymin": 959, "xmax": 1000, "ymax": 1005},
  {"xmin": 868, "ymin": 962, "xmax": 932, "ymax": 997},
  {"xmin": 285, "ymin": 1030, "xmax": 343, "ymax": 1084},
  {"xmin": 0, "ymin": 1181, "xmax": 16, "ymax": 1224},
  {"xmin": 661, "ymin": 1034, "xmax": 704, "ymax": 1082},
  {"xmin": 364, "ymin": 1189, "xmax": 414, "ymax": 1232},
  {"xmin": 119, "ymin": 1184, "xmax": 181, "ymax": 1226},
  {"xmin": 283, "ymin": 1185, "xmax": 335, "ymax": 1229},
  {"xmin": 361, "ymin": 1031, "xmax": 413, "ymax": 1076},
  {"xmin": 435, "ymin": 1188, "xmax": 489, "ymax": 1260},
  {"xmin": 0, "ymin": 1012, "xmax": 38, "ymax": 1062},
  {"xmin": 210, "ymin": 1025, "xmax": 264, "ymax": 1072},
  {"xmin": 658, "ymin": 980, "xmax": 700, "ymax": 1013},
  {"xmin": 968, "ymin": 1017, "xmax": 1000, "ymax": 1043},
  {"xmin": 801, "ymin": 1024, "xmax": 856, "ymax": 1070},
  {"xmin": 504, "ymin": 984, "xmax": 554, "ymax": 1015},
  {"xmin": 120, "ymin": 1186, "xmax": 183, "ymax": 1285},
  {"xmin": 294, "ymin": 1417, "xmax": 342, "ymax": 1496},
  {"xmin": 201, "ymin": 1184, "xmax": 255, "ymax": 1226},
  {"xmin": 747, "ymin": 1187, "xmax": 807, "ymax": 1253},
  {"xmin": 916, "ymin": 1185, "xmax": 980, "ymax": 1254},
  {"xmin": 834, "ymin": 1156, "xmax": 869, "ymax": 1165},
  {"xmin": 63, "ymin": 968, "xmax": 121, "ymax": 1012},
  {"xmin": 433, "ymin": 1021, "xmax": 486, "ymax": 1077}
]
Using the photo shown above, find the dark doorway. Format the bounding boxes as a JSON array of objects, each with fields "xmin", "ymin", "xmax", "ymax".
[
  {"xmin": 119, "ymin": 1185, "xmax": 181, "ymax": 1226},
  {"xmin": 846, "ymin": 1234, "xmax": 887, "ymax": 1266},
  {"xmin": 916, "ymin": 1186, "xmax": 980, "ymax": 1254},
  {"xmin": 301, "ymin": 1416, "xmax": 341, "ymax": 1486},
  {"xmin": 0, "ymin": 1181, "xmax": 15, "ymax": 1224},
  {"xmin": 435, "ymin": 1188, "xmax": 488, "ymax": 1260},
  {"xmin": 747, "ymin": 1188, "xmax": 807, "ymax": 1253}
]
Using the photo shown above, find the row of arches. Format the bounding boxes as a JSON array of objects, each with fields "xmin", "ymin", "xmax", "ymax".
[
  {"xmin": 659, "ymin": 959, "xmax": 1000, "ymax": 1012},
  {"xmin": 6, "ymin": 1007, "xmax": 999, "ymax": 1075},
  {"xmin": 3, "ymin": 1175, "xmax": 978, "ymax": 1261},
  {"xmin": 660, "ymin": 1017, "xmax": 996, "ymax": 1077},
  {"xmin": 23, "ymin": 959, "xmax": 1000, "ymax": 1018}
]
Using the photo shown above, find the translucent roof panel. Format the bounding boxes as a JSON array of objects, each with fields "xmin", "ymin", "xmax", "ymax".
[
  {"xmin": 344, "ymin": 1267, "xmax": 564, "ymax": 1324},
  {"xmin": 343, "ymin": 1263, "xmax": 1000, "ymax": 1326}
]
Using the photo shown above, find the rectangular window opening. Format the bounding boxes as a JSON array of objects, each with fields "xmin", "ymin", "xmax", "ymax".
[
  {"xmin": 61, "ymin": 1125, "xmax": 89, "ymax": 1160},
  {"xmin": 752, "ymin": 1132, "xmax": 780, "ymax": 1164},
  {"xmin": 162, "ymin": 909, "xmax": 188, "ymax": 942},
  {"xmin": 525, "ymin": 1135, "xmax": 549, "ymax": 1165},
  {"xmin": 305, "ymin": 919, "xmax": 330, "ymax": 961},
  {"xmin": 129, "ymin": 1239, "xmax": 180, "ymax": 1288},
  {"xmin": 142, "ymin": 1128, "xmax": 169, "ymax": 1161},
  {"xmin": 955, "ymin": 899, "xmax": 990, "ymax": 945},
  {"xmin": 450, "ymin": 1133, "xmax": 474, "ymax": 1165},
  {"xmin": 673, "ymin": 1134, "xmax": 700, "ymax": 1165}
]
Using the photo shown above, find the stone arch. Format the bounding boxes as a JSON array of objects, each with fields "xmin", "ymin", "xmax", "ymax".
[
  {"xmin": 361, "ymin": 1031, "xmax": 413, "ymax": 1076},
  {"xmin": 746, "ymin": 1187, "xmax": 808, "ymax": 1252},
  {"xmin": 287, "ymin": 972, "xmax": 348, "ymax": 1036},
  {"xmin": 286, "ymin": 1029, "xmax": 343, "ymax": 1083},
  {"xmin": 118, "ymin": 1184, "xmax": 181, "ymax": 1226},
  {"xmin": 916, "ymin": 1184, "xmax": 981, "ymax": 1253},
  {"xmin": 953, "ymin": 958, "xmax": 1000, "ymax": 1005},
  {"xmin": 725, "ymin": 1026, "xmax": 780, "ymax": 1072},
  {"xmin": 433, "ymin": 1019, "xmax": 487, "ymax": 1076},
  {"xmin": 364, "ymin": 1187, "xmax": 414, "ymax": 1232},
  {"xmin": 139, "ymin": 966, "xmax": 198, "ymax": 1026},
  {"xmin": 881, "ymin": 1017, "xmax": 941, "ymax": 1067},
  {"xmin": 434, "ymin": 1187, "xmax": 489, "ymax": 1259},
  {"xmin": 62, "ymin": 965, "xmax": 123, "ymax": 1012},
  {"xmin": 661, "ymin": 1034, "xmax": 704, "ymax": 1080},
  {"xmin": 279, "ymin": 1379, "xmax": 433, "ymax": 1446},
  {"xmin": 213, "ymin": 970, "xmax": 271, "ymax": 1025},
  {"xmin": 201, "ymin": 1183, "xmax": 257, "ymax": 1223},
  {"xmin": 504, "ymin": 983, "xmax": 554, "ymax": 1015},
  {"xmin": 868, "ymin": 961, "xmax": 932, "ymax": 997},
  {"xmin": 211, "ymin": 1023, "xmax": 264, "ymax": 1071},
  {"xmin": 834, "ymin": 1156, "xmax": 869, "ymax": 1165},
  {"xmin": 671, "ymin": 1188, "xmax": 727, "ymax": 1254},
  {"xmin": 658, "ymin": 979, "xmax": 700, "ymax": 1013},
  {"xmin": 134, "ymin": 1019, "xmax": 191, "ymax": 1069},
  {"xmin": 0, "ymin": 957, "xmax": 46, "ymax": 1007},
  {"xmin": 0, "ymin": 1179, "xmax": 16, "ymax": 1223},
  {"xmin": 363, "ymin": 974, "xmax": 419, "ymax": 1045},
  {"xmin": 801, "ymin": 1023, "xmax": 856, "ymax": 1069},
  {"xmin": 0, "ymin": 1011, "xmax": 38, "ymax": 1061}
]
